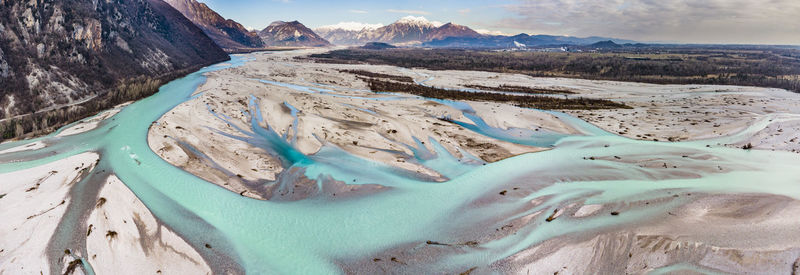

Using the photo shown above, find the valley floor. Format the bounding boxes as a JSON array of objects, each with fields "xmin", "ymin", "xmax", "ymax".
[
  {"xmin": 3, "ymin": 49, "xmax": 800, "ymax": 274},
  {"xmin": 149, "ymin": 50, "xmax": 800, "ymax": 197}
]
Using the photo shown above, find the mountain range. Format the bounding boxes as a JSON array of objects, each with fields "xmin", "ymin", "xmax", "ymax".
[
  {"xmin": 160, "ymin": 1, "xmax": 635, "ymax": 50},
  {"xmin": 423, "ymin": 33, "xmax": 638, "ymax": 49},
  {"xmin": 315, "ymin": 16, "xmax": 634, "ymax": 48},
  {"xmin": 0, "ymin": 0, "xmax": 228, "ymax": 129},
  {"xmin": 315, "ymin": 16, "xmax": 480, "ymax": 46}
]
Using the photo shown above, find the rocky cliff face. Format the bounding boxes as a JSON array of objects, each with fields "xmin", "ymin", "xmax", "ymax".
[
  {"xmin": 0, "ymin": 0, "xmax": 229, "ymax": 137},
  {"xmin": 258, "ymin": 21, "xmax": 330, "ymax": 47},
  {"xmin": 163, "ymin": 0, "xmax": 264, "ymax": 51}
]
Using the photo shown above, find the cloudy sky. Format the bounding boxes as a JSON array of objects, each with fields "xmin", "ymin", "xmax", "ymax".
[{"xmin": 203, "ymin": 0, "xmax": 800, "ymax": 45}]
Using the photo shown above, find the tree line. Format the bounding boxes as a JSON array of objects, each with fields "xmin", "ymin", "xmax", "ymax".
[
  {"xmin": 362, "ymin": 77, "xmax": 630, "ymax": 110},
  {"xmin": 0, "ymin": 69, "xmax": 190, "ymax": 140}
]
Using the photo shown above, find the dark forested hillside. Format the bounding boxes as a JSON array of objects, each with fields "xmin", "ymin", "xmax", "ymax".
[{"xmin": 0, "ymin": 0, "xmax": 229, "ymax": 139}]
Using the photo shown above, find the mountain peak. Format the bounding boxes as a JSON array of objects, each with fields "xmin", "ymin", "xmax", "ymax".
[
  {"xmin": 395, "ymin": 16, "xmax": 443, "ymax": 28},
  {"xmin": 426, "ymin": 22, "xmax": 481, "ymax": 41},
  {"xmin": 260, "ymin": 20, "xmax": 330, "ymax": 47},
  {"xmin": 268, "ymin": 21, "xmax": 287, "ymax": 27},
  {"xmin": 589, "ymin": 40, "xmax": 622, "ymax": 48}
]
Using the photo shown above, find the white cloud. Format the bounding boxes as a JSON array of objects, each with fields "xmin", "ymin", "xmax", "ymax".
[
  {"xmin": 497, "ymin": 0, "xmax": 800, "ymax": 44},
  {"xmin": 317, "ymin": 22, "xmax": 384, "ymax": 31},
  {"xmin": 475, "ymin": 29, "xmax": 507, "ymax": 36},
  {"xmin": 458, "ymin": 8, "xmax": 471, "ymax": 15},
  {"xmin": 386, "ymin": 9, "xmax": 431, "ymax": 15},
  {"xmin": 349, "ymin": 9, "xmax": 368, "ymax": 14}
]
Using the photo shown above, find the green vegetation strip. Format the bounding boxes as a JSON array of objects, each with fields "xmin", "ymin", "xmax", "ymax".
[
  {"xmin": 363, "ymin": 78, "xmax": 630, "ymax": 110},
  {"xmin": 340, "ymin": 69, "xmax": 414, "ymax": 83},
  {"xmin": 0, "ymin": 65, "xmax": 204, "ymax": 140},
  {"xmin": 463, "ymin": 84, "xmax": 574, "ymax": 94}
]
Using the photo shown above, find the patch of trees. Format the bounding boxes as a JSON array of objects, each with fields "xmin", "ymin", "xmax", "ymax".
[
  {"xmin": 339, "ymin": 69, "xmax": 414, "ymax": 83},
  {"xmin": 463, "ymin": 84, "xmax": 574, "ymax": 94},
  {"xmin": 362, "ymin": 78, "xmax": 630, "ymax": 110},
  {"xmin": 308, "ymin": 47, "xmax": 800, "ymax": 93}
]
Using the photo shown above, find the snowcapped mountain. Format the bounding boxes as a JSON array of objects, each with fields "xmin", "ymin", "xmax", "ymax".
[
  {"xmin": 164, "ymin": 0, "xmax": 264, "ymax": 51},
  {"xmin": 314, "ymin": 16, "xmax": 636, "ymax": 48},
  {"xmin": 315, "ymin": 22, "xmax": 383, "ymax": 45},
  {"xmin": 259, "ymin": 21, "xmax": 331, "ymax": 47},
  {"xmin": 394, "ymin": 16, "xmax": 444, "ymax": 29},
  {"xmin": 315, "ymin": 16, "xmax": 478, "ymax": 46},
  {"xmin": 317, "ymin": 22, "xmax": 384, "ymax": 32},
  {"xmin": 370, "ymin": 16, "xmax": 442, "ymax": 44}
]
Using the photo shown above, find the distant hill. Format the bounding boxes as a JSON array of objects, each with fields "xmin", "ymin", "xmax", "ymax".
[
  {"xmin": 259, "ymin": 21, "xmax": 331, "ymax": 47},
  {"xmin": 0, "ymin": 0, "xmax": 228, "ymax": 131},
  {"xmin": 423, "ymin": 34, "xmax": 636, "ymax": 48},
  {"xmin": 164, "ymin": 0, "xmax": 264, "ymax": 51},
  {"xmin": 360, "ymin": 42, "xmax": 397, "ymax": 50},
  {"xmin": 425, "ymin": 23, "xmax": 481, "ymax": 41},
  {"xmin": 588, "ymin": 40, "xmax": 623, "ymax": 48}
]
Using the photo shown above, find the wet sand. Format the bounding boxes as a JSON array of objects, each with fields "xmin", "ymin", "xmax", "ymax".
[{"xmin": 147, "ymin": 50, "xmax": 563, "ymax": 198}]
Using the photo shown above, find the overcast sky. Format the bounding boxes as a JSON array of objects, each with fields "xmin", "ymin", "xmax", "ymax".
[{"xmin": 202, "ymin": 0, "xmax": 800, "ymax": 45}]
